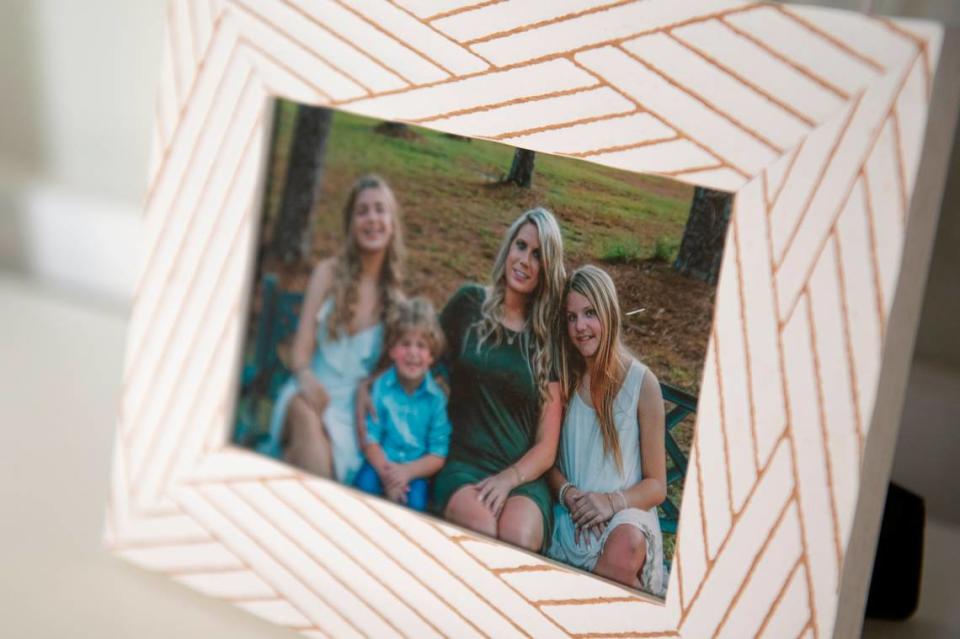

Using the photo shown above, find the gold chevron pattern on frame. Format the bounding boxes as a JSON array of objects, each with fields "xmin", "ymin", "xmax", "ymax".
[{"xmin": 106, "ymin": 1, "xmax": 947, "ymax": 637}]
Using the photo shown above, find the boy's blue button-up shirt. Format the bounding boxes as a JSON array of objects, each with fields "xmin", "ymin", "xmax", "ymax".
[{"xmin": 364, "ymin": 367, "xmax": 451, "ymax": 463}]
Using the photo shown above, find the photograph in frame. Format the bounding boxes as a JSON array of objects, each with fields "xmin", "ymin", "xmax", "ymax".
[
  {"xmin": 105, "ymin": 2, "xmax": 960, "ymax": 637},
  {"xmin": 232, "ymin": 98, "xmax": 731, "ymax": 599}
]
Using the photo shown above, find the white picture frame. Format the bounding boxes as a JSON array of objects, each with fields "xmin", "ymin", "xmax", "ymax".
[{"xmin": 105, "ymin": 1, "xmax": 960, "ymax": 637}]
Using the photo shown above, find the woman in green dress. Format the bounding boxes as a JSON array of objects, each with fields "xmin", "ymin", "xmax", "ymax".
[{"xmin": 431, "ymin": 207, "xmax": 567, "ymax": 552}]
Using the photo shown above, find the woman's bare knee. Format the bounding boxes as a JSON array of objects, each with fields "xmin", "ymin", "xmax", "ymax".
[
  {"xmin": 595, "ymin": 526, "xmax": 646, "ymax": 587},
  {"xmin": 445, "ymin": 487, "xmax": 497, "ymax": 538},
  {"xmin": 604, "ymin": 526, "xmax": 647, "ymax": 566},
  {"xmin": 498, "ymin": 497, "xmax": 542, "ymax": 552}
]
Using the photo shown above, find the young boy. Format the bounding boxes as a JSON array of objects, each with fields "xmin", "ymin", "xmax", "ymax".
[{"xmin": 353, "ymin": 297, "xmax": 450, "ymax": 511}]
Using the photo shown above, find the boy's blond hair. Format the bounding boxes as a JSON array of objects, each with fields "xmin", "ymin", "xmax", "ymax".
[{"xmin": 383, "ymin": 297, "xmax": 446, "ymax": 361}]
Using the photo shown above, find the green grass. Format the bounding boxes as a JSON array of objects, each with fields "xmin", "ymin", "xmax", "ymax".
[
  {"xmin": 599, "ymin": 237, "xmax": 646, "ymax": 264},
  {"xmin": 597, "ymin": 234, "xmax": 681, "ymax": 265},
  {"xmin": 653, "ymin": 235, "xmax": 681, "ymax": 263},
  {"xmin": 265, "ymin": 106, "xmax": 693, "ymax": 274}
]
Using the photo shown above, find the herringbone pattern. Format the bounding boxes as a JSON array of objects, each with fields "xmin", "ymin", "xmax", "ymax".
[{"xmin": 107, "ymin": 2, "xmax": 944, "ymax": 636}]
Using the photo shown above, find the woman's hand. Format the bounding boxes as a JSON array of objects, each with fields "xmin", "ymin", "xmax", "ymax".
[
  {"xmin": 475, "ymin": 470, "xmax": 518, "ymax": 518},
  {"xmin": 562, "ymin": 485, "xmax": 582, "ymax": 512},
  {"xmin": 297, "ymin": 370, "xmax": 330, "ymax": 415},
  {"xmin": 570, "ymin": 491, "xmax": 616, "ymax": 534},
  {"xmin": 564, "ymin": 487, "xmax": 610, "ymax": 546},
  {"xmin": 576, "ymin": 521, "xmax": 608, "ymax": 547}
]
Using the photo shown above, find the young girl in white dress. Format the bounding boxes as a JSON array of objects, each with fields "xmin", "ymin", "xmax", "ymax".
[
  {"xmin": 263, "ymin": 175, "xmax": 405, "ymax": 485},
  {"xmin": 547, "ymin": 265, "xmax": 668, "ymax": 596}
]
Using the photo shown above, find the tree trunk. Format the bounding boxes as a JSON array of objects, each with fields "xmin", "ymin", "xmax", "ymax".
[
  {"xmin": 673, "ymin": 186, "xmax": 732, "ymax": 285},
  {"xmin": 269, "ymin": 105, "xmax": 333, "ymax": 264},
  {"xmin": 504, "ymin": 148, "xmax": 536, "ymax": 188}
]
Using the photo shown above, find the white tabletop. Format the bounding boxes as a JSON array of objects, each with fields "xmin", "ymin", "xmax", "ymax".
[{"xmin": 0, "ymin": 273, "xmax": 956, "ymax": 638}]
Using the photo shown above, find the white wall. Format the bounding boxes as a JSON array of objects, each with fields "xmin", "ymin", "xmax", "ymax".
[
  {"xmin": 0, "ymin": 0, "xmax": 164, "ymax": 301},
  {"xmin": 0, "ymin": 0, "xmax": 165, "ymax": 198}
]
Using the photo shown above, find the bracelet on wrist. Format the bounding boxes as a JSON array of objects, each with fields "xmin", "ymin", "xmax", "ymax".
[
  {"xmin": 511, "ymin": 464, "xmax": 525, "ymax": 486},
  {"xmin": 606, "ymin": 492, "xmax": 617, "ymax": 514},
  {"xmin": 560, "ymin": 482, "xmax": 580, "ymax": 510},
  {"xmin": 558, "ymin": 482, "xmax": 573, "ymax": 507},
  {"xmin": 617, "ymin": 490, "xmax": 628, "ymax": 512}
]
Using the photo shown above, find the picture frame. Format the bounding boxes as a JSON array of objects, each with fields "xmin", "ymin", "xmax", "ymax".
[{"xmin": 105, "ymin": 1, "xmax": 960, "ymax": 637}]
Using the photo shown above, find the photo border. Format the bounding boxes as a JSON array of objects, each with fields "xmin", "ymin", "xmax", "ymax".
[{"xmin": 106, "ymin": 2, "xmax": 958, "ymax": 637}]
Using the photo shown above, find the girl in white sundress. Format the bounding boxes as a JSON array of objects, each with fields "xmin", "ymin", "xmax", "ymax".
[
  {"xmin": 262, "ymin": 175, "xmax": 405, "ymax": 485},
  {"xmin": 547, "ymin": 265, "xmax": 667, "ymax": 596}
]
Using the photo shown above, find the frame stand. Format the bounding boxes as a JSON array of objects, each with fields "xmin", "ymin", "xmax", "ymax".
[{"xmin": 865, "ymin": 483, "xmax": 925, "ymax": 620}]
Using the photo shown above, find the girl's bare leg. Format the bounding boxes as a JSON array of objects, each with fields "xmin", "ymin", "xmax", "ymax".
[
  {"xmin": 593, "ymin": 525, "xmax": 646, "ymax": 589},
  {"xmin": 284, "ymin": 395, "xmax": 333, "ymax": 478},
  {"xmin": 498, "ymin": 496, "xmax": 543, "ymax": 552},
  {"xmin": 445, "ymin": 485, "xmax": 497, "ymax": 538}
]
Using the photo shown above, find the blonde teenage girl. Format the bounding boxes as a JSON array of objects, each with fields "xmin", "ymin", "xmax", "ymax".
[{"xmin": 547, "ymin": 265, "xmax": 667, "ymax": 595}]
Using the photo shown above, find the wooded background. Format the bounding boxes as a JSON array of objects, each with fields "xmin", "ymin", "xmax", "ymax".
[{"xmin": 256, "ymin": 100, "xmax": 727, "ymax": 394}]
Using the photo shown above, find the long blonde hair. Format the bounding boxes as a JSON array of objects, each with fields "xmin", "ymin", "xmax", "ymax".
[
  {"xmin": 558, "ymin": 265, "xmax": 630, "ymax": 474},
  {"xmin": 327, "ymin": 174, "xmax": 405, "ymax": 338},
  {"xmin": 474, "ymin": 207, "xmax": 566, "ymax": 407}
]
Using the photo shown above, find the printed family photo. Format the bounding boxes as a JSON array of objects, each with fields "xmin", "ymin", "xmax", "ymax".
[{"xmin": 233, "ymin": 98, "xmax": 732, "ymax": 598}]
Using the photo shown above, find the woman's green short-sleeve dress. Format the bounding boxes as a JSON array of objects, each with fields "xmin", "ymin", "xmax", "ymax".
[{"xmin": 431, "ymin": 284, "xmax": 553, "ymax": 547}]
